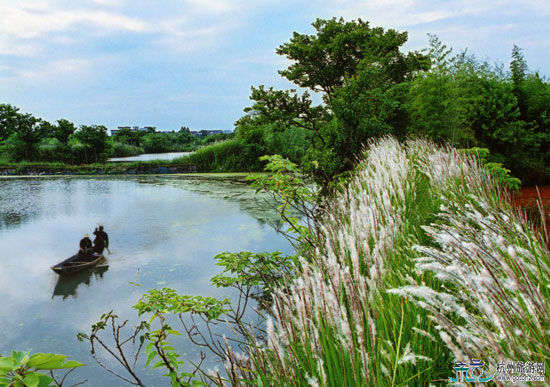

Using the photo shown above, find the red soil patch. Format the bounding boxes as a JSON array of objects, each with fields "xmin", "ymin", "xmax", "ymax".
[{"xmin": 511, "ymin": 186, "xmax": 550, "ymax": 249}]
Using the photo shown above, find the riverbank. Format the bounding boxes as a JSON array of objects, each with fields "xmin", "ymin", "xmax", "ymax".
[
  {"xmin": 0, "ymin": 159, "xmax": 197, "ymax": 176},
  {"xmin": 0, "ymin": 171, "xmax": 265, "ymax": 184}
]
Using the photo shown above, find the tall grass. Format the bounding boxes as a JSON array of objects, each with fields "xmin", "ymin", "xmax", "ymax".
[
  {"xmin": 184, "ymin": 139, "xmax": 265, "ymax": 172},
  {"xmin": 390, "ymin": 141, "xmax": 550, "ymax": 369},
  {"xmin": 219, "ymin": 137, "xmax": 549, "ymax": 386}
]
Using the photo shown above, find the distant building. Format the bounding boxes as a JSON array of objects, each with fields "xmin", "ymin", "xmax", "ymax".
[
  {"xmin": 110, "ymin": 126, "xmax": 156, "ymax": 136},
  {"xmin": 190, "ymin": 130, "xmax": 224, "ymax": 137}
]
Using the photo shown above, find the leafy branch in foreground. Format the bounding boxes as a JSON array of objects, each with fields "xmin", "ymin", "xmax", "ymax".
[
  {"xmin": 77, "ymin": 311, "xmax": 148, "ymax": 386},
  {"xmin": 0, "ymin": 351, "xmax": 85, "ymax": 387},
  {"xmin": 250, "ymin": 154, "xmax": 320, "ymax": 249},
  {"xmin": 78, "ymin": 247, "xmax": 298, "ymax": 386}
]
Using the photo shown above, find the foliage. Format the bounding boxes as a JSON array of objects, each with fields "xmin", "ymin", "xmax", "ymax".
[
  {"xmin": 52, "ymin": 120, "xmax": 76, "ymax": 145},
  {"xmin": 0, "ymin": 104, "xmax": 20, "ymax": 141},
  {"xmin": 0, "ymin": 351, "xmax": 84, "ymax": 387},
  {"xmin": 239, "ymin": 18, "xmax": 430, "ymax": 187},
  {"xmin": 251, "ymin": 155, "xmax": 320, "ymax": 247},
  {"xmin": 211, "ymin": 251, "xmax": 296, "ymax": 295},
  {"xmin": 185, "ymin": 138, "xmax": 263, "ymax": 172},
  {"xmin": 276, "ymin": 18, "xmax": 428, "ymax": 101},
  {"xmin": 408, "ymin": 39, "xmax": 549, "ymax": 185},
  {"xmin": 78, "ymin": 308, "xmax": 210, "ymax": 386},
  {"xmin": 109, "ymin": 140, "xmax": 144, "ymax": 158},
  {"xmin": 77, "ymin": 245, "xmax": 298, "ymax": 385},
  {"xmin": 141, "ymin": 133, "xmax": 176, "ymax": 154},
  {"xmin": 134, "ymin": 289, "xmax": 230, "ymax": 321},
  {"xmin": 459, "ymin": 147, "xmax": 522, "ymax": 190},
  {"xmin": 72, "ymin": 125, "xmax": 108, "ymax": 163}
]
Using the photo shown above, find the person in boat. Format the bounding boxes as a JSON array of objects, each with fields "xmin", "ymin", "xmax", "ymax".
[
  {"xmin": 78, "ymin": 234, "xmax": 93, "ymax": 259},
  {"xmin": 93, "ymin": 225, "xmax": 109, "ymax": 253},
  {"xmin": 92, "ymin": 229, "xmax": 105, "ymax": 254}
]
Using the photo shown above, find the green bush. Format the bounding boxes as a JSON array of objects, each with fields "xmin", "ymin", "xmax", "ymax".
[
  {"xmin": 186, "ymin": 139, "xmax": 265, "ymax": 172},
  {"xmin": 109, "ymin": 141, "xmax": 144, "ymax": 157}
]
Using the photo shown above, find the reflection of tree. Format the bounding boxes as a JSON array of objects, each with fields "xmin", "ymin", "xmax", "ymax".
[
  {"xmin": 0, "ymin": 180, "xmax": 42, "ymax": 230},
  {"xmin": 0, "ymin": 210, "xmax": 33, "ymax": 229},
  {"xmin": 52, "ymin": 265, "xmax": 109, "ymax": 300}
]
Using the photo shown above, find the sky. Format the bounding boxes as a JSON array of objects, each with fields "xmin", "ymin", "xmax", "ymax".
[{"xmin": 0, "ymin": 0, "xmax": 548, "ymax": 132}]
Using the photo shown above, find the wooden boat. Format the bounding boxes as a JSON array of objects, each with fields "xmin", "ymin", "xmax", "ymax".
[{"xmin": 51, "ymin": 253, "xmax": 105, "ymax": 275}]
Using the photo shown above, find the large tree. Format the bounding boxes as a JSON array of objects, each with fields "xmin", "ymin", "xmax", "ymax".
[
  {"xmin": 276, "ymin": 18, "xmax": 429, "ymax": 104},
  {"xmin": 244, "ymin": 18, "xmax": 430, "ymax": 185},
  {"xmin": 53, "ymin": 119, "xmax": 76, "ymax": 144},
  {"xmin": 0, "ymin": 104, "xmax": 21, "ymax": 142},
  {"xmin": 74, "ymin": 125, "xmax": 108, "ymax": 163}
]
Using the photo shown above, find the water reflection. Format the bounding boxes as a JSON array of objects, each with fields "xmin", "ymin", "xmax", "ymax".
[{"xmin": 52, "ymin": 265, "xmax": 109, "ymax": 300}]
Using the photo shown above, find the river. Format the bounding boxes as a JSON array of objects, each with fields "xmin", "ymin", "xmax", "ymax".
[
  {"xmin": 0, "ymin": 176, "xmax": 291, "ymax": 385},
  {"xmin": 108, "ymin": 152, "xmax": 191, "ymax": 162}
]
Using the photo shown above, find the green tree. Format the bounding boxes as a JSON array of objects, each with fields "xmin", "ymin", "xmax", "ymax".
[
  {"xmin": 53, "ymin": 119, "xmax": 76, "ymax": 144},
  {"xmin": 0, "ymin": 104, "xmax": 20, "ymax": 142},
  {"xmin": 141, "ymin": 132, "xmax": 173, "ymax": 153},
  {"xmin": 176, "ymin": 126, "xmax": 194, "ymax": 145},
  {"xmin": 247, "ymin": 17, "xmax": 429, "ymax": 185},
  {"xmin": 73, "ymin": 125, "xmax": 108, "ymax": 163},
  {"xmin": 12, "ymin": 113, "xmax": 44, "ymax": 160},
  {"xmin": 510, "ymin": 45, "xmax": 529, "ymax": 121},
  {"xmin": 113, "ymin": 127, "xmax": 143, "ymax": 147},
  {"xmin": 277, "ymin": 18, "xmax": 427, "ymax": 104}
]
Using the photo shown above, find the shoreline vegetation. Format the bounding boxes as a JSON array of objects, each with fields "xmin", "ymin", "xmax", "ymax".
[
  {"xmin": 0, "ymin": 159, "xmax": 198, "ymax": 176},
  {"xmin": 0, "ymin": 170, "xmax": 265, "ymax": 182}
]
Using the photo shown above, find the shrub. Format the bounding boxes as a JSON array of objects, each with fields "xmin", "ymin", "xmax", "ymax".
[
  {"xmin": 109, "ymin": 141, "xmax": 144, "ymax": 158},
  {"xmin": 186, "ymin": 139, "xmax": 265, "ymax": 172}
]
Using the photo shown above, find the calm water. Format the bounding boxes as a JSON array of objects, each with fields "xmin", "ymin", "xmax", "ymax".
[
  {"xmin": 108, "ymin": 152, "xmax": 190, "ymax": 162},
  {"xmin": 0, "ymin": 176, "xmax": 291, "ymax": 385}
]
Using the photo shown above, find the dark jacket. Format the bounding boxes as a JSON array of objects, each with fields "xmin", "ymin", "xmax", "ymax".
[
  {"xmin": 93, "ymin": 235, "xmax": 105, "ymax": 254},
  {"xmin": 94, "ymin": 229, "xmax": 109, "ymax": 248}
]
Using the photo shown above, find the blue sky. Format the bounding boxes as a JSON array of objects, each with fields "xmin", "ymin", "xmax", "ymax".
[{"xmin": 1, "ymin": 0, "xmax": 548, "ymax": 132}]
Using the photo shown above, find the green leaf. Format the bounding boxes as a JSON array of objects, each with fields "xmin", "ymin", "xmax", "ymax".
[
  {"xmin": 11, "ymin": 351, "xmax": 29, "ymax": 366},
  {"xmin": 36, "ymin": 374, "xmax": 53, "ymax": 387},
  {"xmin": 27, "ymin": 354, "xmax": 66, "ymax": 370},
  {"xmin": 56, "ymin": 360, "xmax": 85, "ymax": 369},
  {"xmin": 145, "ymin": 351, "xmax": 157, "ymax": 367},
  {"xmin": 22, "ymin": 373, "xmax": 40, "ymax": 387},
  {"xmin": 0, "ymin": 357, "xmax": 16, "ymax": 370},
  {"xmin": 152, "ymin": 360, "xmax": 165, "ymax": 370},
  {"xmin": 26, "ymin": 354, "xmax": 81, "ymax": 370}
]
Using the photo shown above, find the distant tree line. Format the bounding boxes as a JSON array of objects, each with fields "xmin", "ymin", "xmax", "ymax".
[
  {"xmin": 187, "ymin": 19, "xmax": 549, "ymax": 186},
  {"xmin": 110, "ymin": 126, "xmax": 232, "ymax": 157},
  {"xmin": 0, "ymin": 108, "xmax": 233, "ymax": 164}
]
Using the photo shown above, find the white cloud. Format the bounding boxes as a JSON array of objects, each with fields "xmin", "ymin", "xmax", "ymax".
[
  {"xmin": 0, "ymin": 36, "xmax": 42, "ymax": 57},
  {"xmin": 320, "ymin": 0, "xmax": 544, "ymax": 28},
  {"xmin": 0, "ymin": 5, "xmax": 149, "ymax": 39},
  {"xmin": 0, "ymin": 0, "xmax": 251, "ymax": 60},
  {"xmin": 185, "ymin": 0, "xmax": 235, "ymax": 14},
  {"xmin": 523, "ymin": 0, "xmax": 550, "ymax": 14},
  {"xmin": 155, "ymin": 20, "xmax": 241, "ymax": 52},
  {"xmin": 13, "ymin": 58, "xmax": 94, "ymax": 81}
]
